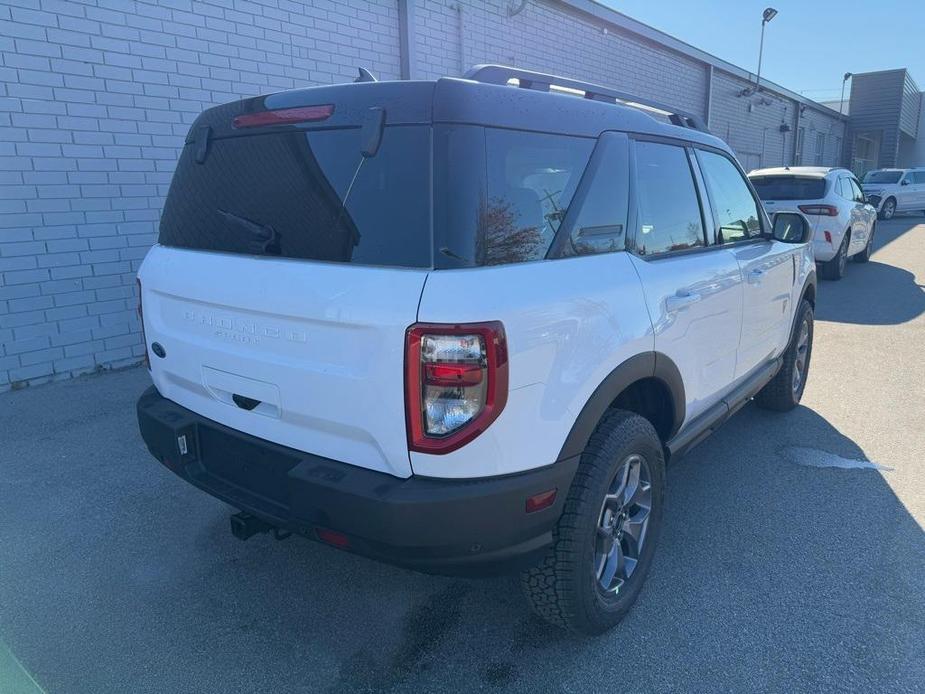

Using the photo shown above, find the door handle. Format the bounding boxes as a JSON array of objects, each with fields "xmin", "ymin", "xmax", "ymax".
[{"xmin": 665, "ymin": 291, "xmax": 702, "ymax": 312}]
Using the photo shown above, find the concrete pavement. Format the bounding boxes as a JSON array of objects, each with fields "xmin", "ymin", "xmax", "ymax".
[{"xmin": 1, "ymin": 217, "xmax": 923, "ymax": 693}]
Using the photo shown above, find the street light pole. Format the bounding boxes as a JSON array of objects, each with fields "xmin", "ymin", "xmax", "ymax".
[
  {"xmin": 754, "ymin": 7, "xmax": 777, "ymax": 94},
  {"xmin": 839, "ymin": 72, "xmax": 852, "ymax": 115}
]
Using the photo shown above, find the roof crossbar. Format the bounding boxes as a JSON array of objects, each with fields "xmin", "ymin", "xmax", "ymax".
[{"xmin": 463, "ymin": 64, "xmax": 707, "ymax": 132}]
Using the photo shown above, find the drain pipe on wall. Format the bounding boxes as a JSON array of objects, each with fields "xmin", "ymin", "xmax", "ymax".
[
  {"xmin": 450, "ymin": 3, "xmax": 466, "ymax": 75},
  {"xmin": 398, "ymin": 0, "xmax": 417, "ymax": 79}
]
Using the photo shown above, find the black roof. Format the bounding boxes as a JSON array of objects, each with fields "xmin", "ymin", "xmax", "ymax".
[{"xmin": 190, "ymin": 71, "xmax": 731, "ymax": 156}]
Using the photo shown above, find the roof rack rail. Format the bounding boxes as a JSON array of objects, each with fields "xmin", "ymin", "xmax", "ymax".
[{"xmin": 463, "ymin": 64, "xmax": 707, "ymax": 132}]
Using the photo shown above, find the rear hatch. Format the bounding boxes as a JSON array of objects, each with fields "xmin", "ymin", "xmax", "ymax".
[
  {"xmin": 138, "ymin": 82, "xmax": 435, "ymax": 478},
  {"xmin": 749, "ymin": 174, "xmax": 830, "ymax": 237}
]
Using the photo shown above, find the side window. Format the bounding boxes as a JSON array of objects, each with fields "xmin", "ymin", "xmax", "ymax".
[
  {"xmin": 912, "ymin": 172, "xmax": 925, "ymax": 184},
  {"xmin": 696, "ymin": 149, "xmax": 762, "ymax": 243},
  {"xmin": 560, "ymin": 133, "xmax": 630, "ymax": 257},
  {"xmin": 480, "ymin": 129, "xmax": 594, "ymax": 266},
  {"xmin": 633, "ymin": 141, "xmax": 705, "ymax": 256},
  {"xmin": 834, "ymin": 177, "xmax": 846, "ymax": 199},
  {"xmin": 849, "ymin": 178, "xmax": 865, "ymax": 202}
]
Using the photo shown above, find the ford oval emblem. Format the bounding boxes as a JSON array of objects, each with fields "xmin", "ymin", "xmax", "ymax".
[{"xmin": 151, "ymin": 342, "xmax": 166, "ymax": 359}]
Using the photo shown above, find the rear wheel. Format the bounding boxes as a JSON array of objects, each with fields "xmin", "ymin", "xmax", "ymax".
[
  {"xmin": 755, "ymin": 300, "xmax": 814, "ymax": 412},
  {"xmin": 854, "ymin": 223, "xmax": 875, "ymax": 263},
  {"xmin": 879, "ymin": 197, "xmax": 896, "ymax": 220},
  {"xmin": 521, "ymin": 410, "xmax": 665, "ymax": 634},
  {"xmin": 820, "ymin": 232, "xmax": 849, "ymax": 280}
]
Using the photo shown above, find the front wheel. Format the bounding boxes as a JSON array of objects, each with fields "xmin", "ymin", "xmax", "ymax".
[
  {"xmin": 521, "ymin": 410, "xmax": 665, "ymax": 634},
  {"xmin": 755, "ymin": 300, "xmax": 814, "ymax": 412}
]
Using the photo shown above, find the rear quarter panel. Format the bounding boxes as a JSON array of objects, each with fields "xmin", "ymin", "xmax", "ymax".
[{"xmin": 413, "ymin": 252, "xmax": 653, "ymax": 478}]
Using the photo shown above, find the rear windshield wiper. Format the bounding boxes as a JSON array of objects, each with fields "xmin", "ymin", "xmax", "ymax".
[{"xmin": 217, "ymin": 209, "xmax": 281, "ymax": 256}]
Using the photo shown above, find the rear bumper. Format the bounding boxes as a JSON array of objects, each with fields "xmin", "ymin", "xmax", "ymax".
[{"xmin": 136, "ymin": 387, "xmax": 577, "ymax": 575}]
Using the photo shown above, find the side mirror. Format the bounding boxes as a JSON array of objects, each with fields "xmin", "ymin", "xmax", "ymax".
[
  {"xmin": 771, "ymin": 212, "xmax": 811, "ymax": 244},
  {"xmin": 901, "ymin": 178, "xmax": 910, "ymax": 186}
]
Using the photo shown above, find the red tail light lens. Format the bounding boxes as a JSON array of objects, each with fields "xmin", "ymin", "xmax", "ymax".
[
  {"xmin": 798, "ymin": 204, "xmax": 838, "ymax": 217},
  {"xmin": 136, "ymin": 278, "xmax": 150, "ymax": 369},
  {"xmin": 824, "ymin": 231, "xmax": 833, "ymax": 243},
  {"xmin": 405, "ymin": 322, "xmax": 509, "ymax": 454},
  {"xmin": 232, "ymin": 104, "xmax": 334, "ymax": 129}
]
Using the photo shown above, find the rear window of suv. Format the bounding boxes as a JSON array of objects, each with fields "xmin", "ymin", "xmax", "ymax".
[
  {"xmin": 750, "ymin": 176, "xmax": 826, "ymax": 200},
  {"xmin": 158, "ymin": 126, "xmax": 432, "ymax": 268}
]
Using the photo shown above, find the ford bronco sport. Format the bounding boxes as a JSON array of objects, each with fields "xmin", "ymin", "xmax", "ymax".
[{"xmin": 136, "ymin": 65, "xmax": 817, "ymax": 634}]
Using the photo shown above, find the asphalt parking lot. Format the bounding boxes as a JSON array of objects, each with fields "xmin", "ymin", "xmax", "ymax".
[{"xmin": 2, "ymin": 217, "xmax": 924, "ymax": 694}]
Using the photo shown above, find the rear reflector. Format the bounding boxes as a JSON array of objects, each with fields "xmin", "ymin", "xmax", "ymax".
[
  {"xmin": 798, "ymin": 204, "xmax": 838, "ymax": 217},
  {"xmin": 526, "ymin": 489, "xmax": 558, "ymax": 513},
  {"xmin": 824, "ymin": 231, "xmax": 833, "ymax": 243},
  {"xmin": 232, "ymin": 104, "xmax": 334, "ymax": 129},
  {"xmin": 315, "ymin": 527, "xmax": 350, "ymax": 548}
]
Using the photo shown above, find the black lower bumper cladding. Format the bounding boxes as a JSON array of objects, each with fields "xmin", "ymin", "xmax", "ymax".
[{"xmin": 136, "ymin": 387, "xmax": 577, "ymax": 574}]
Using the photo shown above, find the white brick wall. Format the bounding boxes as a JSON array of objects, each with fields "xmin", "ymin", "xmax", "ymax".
[
  {"xmin": 0, "ymin": 0, "xmax": 846, "ymax": 391},
  {"xmin": 0, "ymin": 0, "xmax": 401, "ymax": 390}
]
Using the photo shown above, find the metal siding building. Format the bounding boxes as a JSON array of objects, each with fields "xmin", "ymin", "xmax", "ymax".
[{"xmin": 0, "ymin": 0, "xmax": 847, "ymax": 391}]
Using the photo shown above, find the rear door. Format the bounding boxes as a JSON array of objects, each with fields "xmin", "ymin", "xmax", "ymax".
[
  {"xmin": 627, "ymin": 139, "xmax": 743, "ymax": 424},
  {"xmin": 697, "ymin": 149, "xmax": 795, "ymax": 379},
  {"xmin": 139, "ymin": 97, "xmax": 434, "ymax": 478}
]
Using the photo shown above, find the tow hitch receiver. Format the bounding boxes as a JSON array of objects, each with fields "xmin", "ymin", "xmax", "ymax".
[{"xmin": 230, "ymin": 512, "xmax": 271, "ymax": 541}]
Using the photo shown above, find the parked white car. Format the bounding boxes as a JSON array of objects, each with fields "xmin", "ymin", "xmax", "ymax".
[
  {"xmin": 861, "ymin": 168, "xmax": 925, "ymax": 220},
  {"xmin": 749, "ymin": 167, "xmax": 877, "ymax": 280}
]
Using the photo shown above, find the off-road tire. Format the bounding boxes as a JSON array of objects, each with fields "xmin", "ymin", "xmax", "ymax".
[
  {"xmin": 520, "ymin": 409, "xmax": 665, "ymax": 635},
  {"xmin": 755, "ymin": 300, "xmax": 814, "ymax": 412}
]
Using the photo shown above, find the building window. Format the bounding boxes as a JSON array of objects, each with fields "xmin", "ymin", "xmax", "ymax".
[
  {"xmin": 814, "ymin": 132, "xmax": 826, "ymax": 165},
  {"xmin": 795, "ymin": 127, "xmax": 805, "ymax": 165}
]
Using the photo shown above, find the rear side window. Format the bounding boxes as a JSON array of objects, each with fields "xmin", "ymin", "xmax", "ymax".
[
  {"xmin": 159, "ymin": 126, "xmax": 432, "ymax": 267},
  {"xmin": 696, "ymin": 150, "xmax": 762, "ymax": 243},
  {"xmin": 913, "ymin": 172, "xmax": 925, "ymax": 184},
  {"xmin": 750, "ymin": 176, "xmax": 826, "ymax": 200},
  {"xmin": 433, "ymin": 126, "xmax": 594, "ymax": 268},
  {"xmin": 481, "ymin": 129, "xmax": 594, "ymax": 265},
  {"xmin": 633, "ymin": 141, "xmax": 705, "ymax": 256}
]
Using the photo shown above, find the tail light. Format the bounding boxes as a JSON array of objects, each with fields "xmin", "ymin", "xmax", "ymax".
[
  {"xmin": 136, "ymin": 278, "xmax": 150, "ymax": 369},
  {"xmin": 405, "ymin": 322, "xmax": 508, "ymax": 454},
  {"xmin": 823, "ymin": 231, "xmax": 833, "ymax": 244},
  {"xmin": 798, "ymin": 204, "xmax": 838, "ymax": 217},
  {"xmin": 232, "ymin": 104, "xmax": 334, "ymax": 129}
]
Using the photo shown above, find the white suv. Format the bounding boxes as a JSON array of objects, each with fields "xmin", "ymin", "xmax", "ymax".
[
  {"xmin": 749, "ymin": 167, "xmax": 877, "ymax": 280},
  {"xmin": 861, "ymin": 168, "xmax": 925, "ymax": 220},
  {"xmin": 136, "ymin": 66, "xmax": 818, "ymax": 634}
]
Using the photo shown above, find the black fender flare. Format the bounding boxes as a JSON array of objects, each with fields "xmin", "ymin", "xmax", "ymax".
[
  {"xmin": 557, "ymin": 352, "xmax": 685, "ymax": 461},
  {"xmin": 789, "ymin": 271, "xmax": 817, "ymax": 344}
]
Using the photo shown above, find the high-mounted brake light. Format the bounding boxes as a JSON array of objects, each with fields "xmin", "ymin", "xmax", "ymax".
[
  {"xmin": 232, "ymin": 104, "xmax": 334, "ymax": 129},
  {"xmin": 136, "ymin": 278, "xmax": 150, "ymax": 369},
  {"xmin": 798, "ymin": 204, "xmax": 838, "ymax": 217},
  {"xmin": 405, "ymin": 322, "xmax": 508, "ymax": 455}
]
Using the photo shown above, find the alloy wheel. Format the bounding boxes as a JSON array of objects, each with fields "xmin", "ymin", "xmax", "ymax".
[
  {"xmin": 594, "ymin": 453, "xmax": 652, "ymax": 594},
  {"xmin": 883, "ymin": 200, "xmax": 895, "ymax": 219}
]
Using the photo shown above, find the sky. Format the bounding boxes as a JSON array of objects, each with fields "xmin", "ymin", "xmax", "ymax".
[{"xmin": 599, "ymin": 0, "xmax": 925, "ymax": 101}]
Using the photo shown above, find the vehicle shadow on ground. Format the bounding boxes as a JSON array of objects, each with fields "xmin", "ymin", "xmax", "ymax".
[
  {"xmin": 172, "ymin": 404, "xmax": 924, "ymax": 692},
  {"xmin": 814, "ymin": 259, "xmax": 925, "ymax": 325}
]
